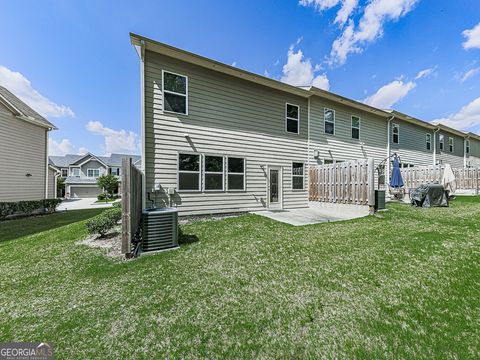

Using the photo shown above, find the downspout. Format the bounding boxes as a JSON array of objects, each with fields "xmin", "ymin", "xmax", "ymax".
[
  {"xmin": 386, "ymin": 115, "xmax": 395, "ymax": 185},
  {"xmin": 433, "ymin": 127, "xmax": 440, "ymax": 166},
  {"xmin": 135, "ymin": 40, "xmax": 147, "ymax": 209},
  {"xmin": 464, "ymin": 135, "xmax": 470, "ymax": 168},
  {"xmin": 307, "ymin": 96, "xmax": 311, "ymax": 192},
  {"xmin": 45, "ymin": 130, "xmax": 49, "ymax": 199}
]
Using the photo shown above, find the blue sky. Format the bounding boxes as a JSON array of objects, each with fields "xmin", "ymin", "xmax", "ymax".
[{"xmin": 0, "ymin": 0, "xmax": 479, "ymax": 156}]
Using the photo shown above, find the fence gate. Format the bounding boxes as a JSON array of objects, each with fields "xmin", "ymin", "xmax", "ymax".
[
  {"xmin": 309, "ymin": 158, "xmax": 375, "ymax": 208},
  {"xmin": 121, "ymin": 157, "xmax": 143, "ymax": 256}
]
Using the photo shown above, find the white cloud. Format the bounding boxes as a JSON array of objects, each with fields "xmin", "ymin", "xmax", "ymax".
[
  {"xmin": 280, "ymin": 45, "xmax": 330, "ymax": 90},
  {"xmin": 364, "ymin": 80, "xmax": 416, "ymax": 108},
  {"xmin": 299, "ymin": 0, "xmax": 358, "ymax": 26},
  {"xmin": 0, "ymin": 65, "xmax": 74, "ymax": 118},
  {"xmin": 49, "ymin": 138, "xmax": 75, "ymax": 156},
  {"xmin": 462, "ymin": 23, "xmax": 480, "ymax": 50},
  {"xmin": 86, "ymin": 121, "xmax": 140, "ymax": 155},
  {"xmin": 460, "ymin": 67, "xmax": 480, "ymax": 82},
  {"xmin": 231, "ymin": 61, "xmax": 237, "ymax": 67},
  {"xmin": 432, "ymin": 97, "xmax": 480, "ymax": 132},
  {"xmin": 78, "ymin": 147, "xmax": 89, "ymax": 155},
  {"xmin": 415, "ymin": 67, "xmax": 435, "ymax": 80},
  {"xmin": 330, "ymin": 0, "xmax": 419, "ymax": 64}
]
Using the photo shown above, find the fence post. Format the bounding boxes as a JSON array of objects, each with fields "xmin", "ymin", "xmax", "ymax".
[{"xmin": 367, "ymin": 158, "xmax": 375, "ymax": 213}]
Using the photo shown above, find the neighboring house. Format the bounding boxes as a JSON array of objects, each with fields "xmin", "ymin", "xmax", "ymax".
[
  {"xmin": 130, "ymin": 33, "xmax": 480, "ymax": 216},
  {"xmin": 49, "ymin": 153, "xmax": 141, "ymax": 198},
  {"xmin": 0, "ymin": 86, "xmax": 57, "ymax": 202}
]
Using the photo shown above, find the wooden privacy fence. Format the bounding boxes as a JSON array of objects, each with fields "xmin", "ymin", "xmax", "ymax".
[
  {"xmin": 121, "ymin": 157, "xmax": 143, "ymax": 256},
  {"xmin": 309, "ymin": 158, "xmax": 375, "ymax": 207},
  {"xmin": 400, "ymin": 165, "xmax": 480, "ymax": 193}
]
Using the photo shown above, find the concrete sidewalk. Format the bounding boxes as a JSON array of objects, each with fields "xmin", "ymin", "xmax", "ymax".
[
  {"xmin": 57, "ymin": 198, "xmax": 114, "ymax": 211},
  {"xmin": 252, "ymin": 202, "xmax": 370, "ymax": 226}
]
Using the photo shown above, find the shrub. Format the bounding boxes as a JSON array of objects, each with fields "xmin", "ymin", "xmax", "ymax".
[
  {"xmin": 97, "ymin": 193, "xmax": 107, "ymax": 201},
  {"xmin": 112, "ymin": 201, "xmax": 122, "ymax": 209},
  {"xmin": 0, "ymin": 198, "xmax": 61, "ymax": 220},
  {"xmin": 85, "ymin": 207, "xmax": 122, "ymax": 237}
]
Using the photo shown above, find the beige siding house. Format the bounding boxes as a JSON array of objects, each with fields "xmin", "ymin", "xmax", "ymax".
[
  {"xmin": 0, "ymin": 86, "xmax": 56, "ymax": 202},
  {"xmin": 131, "ymin": 34, "xmax": 480, "ymax": 215}
]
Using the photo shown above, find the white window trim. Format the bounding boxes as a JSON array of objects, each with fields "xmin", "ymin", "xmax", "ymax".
[
  {"xmin": 71, "ymin": 167, "xmax": 80, "ymax": 177},
  {"xmin": 439, "ymin": 134, "xmax": 445, "ymax": 151},
  {"xmin": 177, "ymin": 152, "xmax": 201, "ymax": 192},
  {"xmin": 324, "ymin": 108, "xmax": 335, "ymax": 135},
  {"xmin": 285, "ymin": 103, "xmax": 300, "ymax": 134},
  {"xmin": 61, "ymin": 169, "xmax": 68, "ymax": 177},
  {"xmin": 162, "ymin": 70, "xmax": 189, "ymax": 116},
  {"xmin": 466, "ymin": 139, "xmax": 470, "ymax": 154},
  {"xmin": 392, "ymin": 123, "xmax": 400, "ymax": 144},
  {"xmin": 87, "ymin": 168, "xmax": 100, "ymax": 178},
  {"xmin": 449, "ymin": 137, "xmax": 454, "ymax": 152},
  {"xmin": 226, "ymin": 156, "xmax": 246, "ymax": 192},
  {"xmin": 351, "ymin": 115, "xmax": 360, "ymax": 140},
  {"xmin": 291, "ymin": 161, "xmax": 305, "ymax": 191},
  {"xmin": 426, "ymin": 133, "xmax": 432, "ymax": 150},
  {"xmin": 203, "ymin": 155, "xmax": 225, "ymax": 192}
]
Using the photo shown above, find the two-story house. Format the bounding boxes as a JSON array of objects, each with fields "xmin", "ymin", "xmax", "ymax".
[
  {"xmin": 0, "ymin": 86, "xmax": 57, "ymax": 202},
  {"xmin": 49, "ymin": 153, "xmax": 140, "ymax": 198},
  {"xmin": 130, "ymin": 33, "xmax": 480, "ymax": 216}
]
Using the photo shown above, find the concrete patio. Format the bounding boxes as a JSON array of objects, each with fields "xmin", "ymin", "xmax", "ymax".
[{"xmin": 252, "ymin": 202, "xmax": 370, "ymax": 226}]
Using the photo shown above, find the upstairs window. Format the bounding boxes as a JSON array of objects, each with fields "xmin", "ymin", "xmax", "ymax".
[
  {"xmin": 204, "ymin": 155, "xmax": 224, "ymax": 191},
  {"xmin": 351, "ymin": 116, "xmax": 360, "ymax": 139},
  {"xmin": 466, "ymin": 139, "xmax": 471, "ymax": 154},
  {"xmin": 392, "ymin": 123, "xmax": 399, "ymax": 144},
  {"xmin": 324, "ymin": 108, "xmax": 335, "ymax": 135},
  {"xmin": 87, "ymin": 169, "xmax": 100, "ymax": 178},
  {"xmin": 292, "ymin": 162, "xmax": 305, "ymax": 190},
  {"xmin": 61, "ymin": 169, "xmax": 68, "ymax": 177},
  {"xmin": 449, "ymin": 137, "xmax": 454, "ymax": 152},
  {"xmin": 426, "ymin": 133, "xmax": 432, "ymax": 150},
  {"xmin": 286, "ymin": 103, "xmax": 299, "ymax": 134},
  {"xmin": 439, "ymin": 134, "xmax": 444, "ymax": 150},
  {"xmin": 71, "ymin": 168, "xmax": 80, "ymax": 177},
  {"xmin": 163, "ymin": 71, "xmax": 188, "ymax": 115},
  {"xmin": 227, "ymin": 157, "xmax": 245, "ymax": 191},
  {"xmin": 178, "ymin": 154, "xmax": 200, "ymax": 191},
  {"xmin": 109, "ymin": 167, "xmax": 121, "ymax": 176}
]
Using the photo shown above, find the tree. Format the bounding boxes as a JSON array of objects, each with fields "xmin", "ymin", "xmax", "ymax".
[
  {"xmin": 56, "ymin": 177, "xmax": 65, "ymax": 197},
  {"xmin": 96, "ymin": 174, "xmax": 119, "ymax": 198}
]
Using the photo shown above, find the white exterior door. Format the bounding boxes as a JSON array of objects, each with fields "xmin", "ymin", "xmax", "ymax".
[{"xmin": 267, "ymin": 166, "xmax": 282, "ymax": 210}]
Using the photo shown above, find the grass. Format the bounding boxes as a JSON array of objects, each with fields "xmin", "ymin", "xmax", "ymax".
[{"xmin": 1, "ymin": 198, "xmax": 479, "ymax": 358}]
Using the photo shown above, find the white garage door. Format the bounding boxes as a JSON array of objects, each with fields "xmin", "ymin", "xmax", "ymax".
[{"xmin": 71, "ymin": 186, "xmax": 102, "ymax": 198}]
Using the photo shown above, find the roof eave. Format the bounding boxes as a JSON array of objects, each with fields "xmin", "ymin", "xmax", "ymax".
[{"xmin": 130, "ymin": 33, "xmax": 310, "ymax": 99}]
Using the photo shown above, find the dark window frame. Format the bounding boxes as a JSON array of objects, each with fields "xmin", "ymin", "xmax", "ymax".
[{"xmin": 162, "ymin": 70, "xmax": 188, "ymax": 115}]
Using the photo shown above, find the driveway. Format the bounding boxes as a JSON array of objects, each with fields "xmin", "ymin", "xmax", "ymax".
[{"xmin": 57, "ymin": 198, "xmax": 114, "ymax": 211}]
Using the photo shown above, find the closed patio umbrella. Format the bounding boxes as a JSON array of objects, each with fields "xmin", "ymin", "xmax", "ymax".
[{"xmin": 390, "ymin": 156, "xmax": 404, "ymax": 188}]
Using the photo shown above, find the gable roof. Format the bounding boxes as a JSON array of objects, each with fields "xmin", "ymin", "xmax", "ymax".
[
  {"xmin": 49, "ymin": 153, "xmax": 141, "ymax": 168},
  {"xmin": 0, "ymin": 86, "xmax": 56, "ymax": 129}
]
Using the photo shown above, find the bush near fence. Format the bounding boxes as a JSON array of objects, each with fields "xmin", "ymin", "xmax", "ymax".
[{"xmin": 0, "ymin": 199, "xmax": 62, "ymax": 220}]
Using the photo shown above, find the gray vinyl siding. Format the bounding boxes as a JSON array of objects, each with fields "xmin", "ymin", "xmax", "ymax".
[
  {"xmin": 80, "ymin": 160, "xmax": 107, "ymax": 178},
  {"xmin": 144, "ymin": 50, "xmax": 309, "ymax": 215},
  {"xmin": 47, "ymin": 167, "xmax": 57, "ymax": 198},
  {"xmin": 467, "ymin": 138, "xmax": 480, "ymax": 167},
  {"xmin": 308, "ymin": 97, "xmax": 388, "ymax": 166},
  {"xmin": 390, "ymin": 120, "xmax": 434, "ymax": 167},
  {"xmin": 436, "ymin": 131, "xmax": 465, "ymax": 168},
  {"xmin": 0, "ymin": 107, "xmax": 47, "ymax": 201}
]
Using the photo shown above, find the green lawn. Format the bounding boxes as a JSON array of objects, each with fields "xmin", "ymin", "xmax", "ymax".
[{"xmin": 1, "ymin": 199, "xmax": 479, "ymax": 358}]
